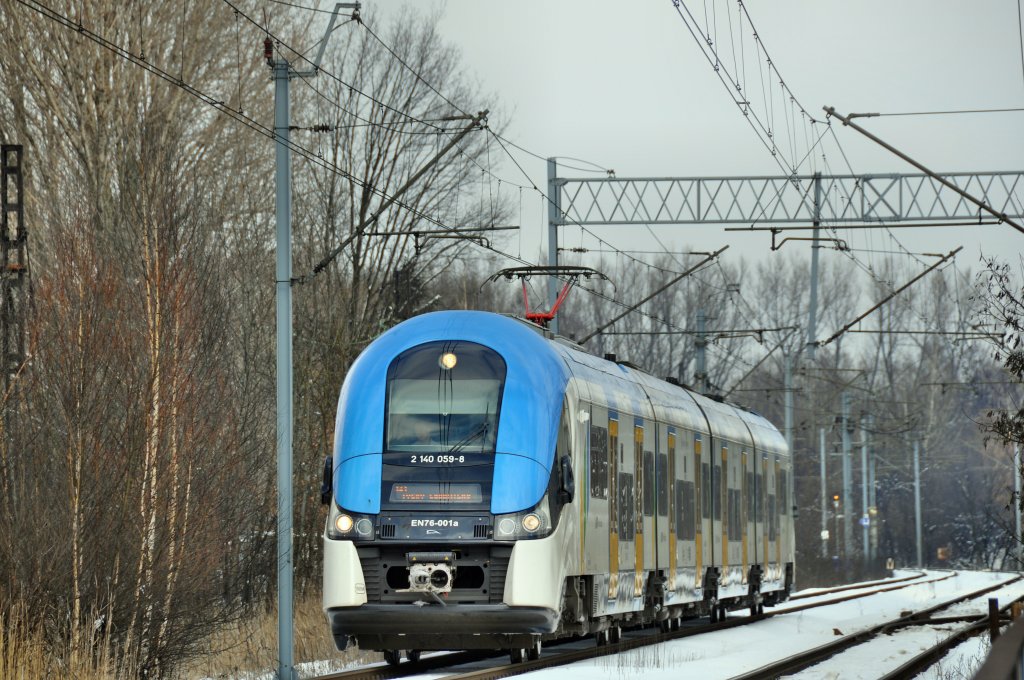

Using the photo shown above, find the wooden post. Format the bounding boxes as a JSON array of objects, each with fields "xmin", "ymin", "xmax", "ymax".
[{"xmin": 990, "ymin": 598, "xmax": 1001, "ymax": 642}]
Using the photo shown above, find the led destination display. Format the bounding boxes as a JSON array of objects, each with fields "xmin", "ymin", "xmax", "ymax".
[{"xmin": 389, "ymin": 482, "xmax": 483, "ymax": 504}]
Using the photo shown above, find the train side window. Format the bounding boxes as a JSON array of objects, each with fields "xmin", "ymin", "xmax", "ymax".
[
  {"xmin": 589, "ymin": 424, "xmax": 609, "ymax": 499},
  {"xmin": 643, "ymin": 451, "xmax": 655, "ymax": 517},
  {"xmin": 656, "ymin": 453, "xmax": 668, "ymax": 516},
  {"xmin": 756, "ymin": 463, "xmax": 764, "ymax": 526},
  {"xmin": 728, "ymin": 489, "xmax": 741, "ymax": 538},
  {"xmin": 619, "ymin": 473, "xmax": 635, "ymax": 540},
  {"xmin": 674, "ymin": 480, "xmax": 683, "ymax": 538},
  {"xmin": 746, "ymin": 471, "xmax": 754, "ymax": 524},
  {"xmin": 725, "ymin": 489, "xmax": 731, "ymax": 536},
  {"xmin": 720, "ymin": 446, "xmax": 729, "ymax": 526},
  {"xmin": 701, "ymin": 462, "xmax": 711, "ymax": 519},
  {"xmin": 779, "ymin": 469, "xmax": 788, "ymax": 517},
  {"xmin": 737, "ymin": 488, "xmax": 744, "ymax": 535},
  {"xmin": 726, "ymin": 489, "xmax": 733, "ymax": 537},
  {"xmin": 712, "ymin": 463, "xmax": 722, "ymax": 521},
  {"xmin": 678, "ymin": 480, "xmax": 696, "ymax": 540}
]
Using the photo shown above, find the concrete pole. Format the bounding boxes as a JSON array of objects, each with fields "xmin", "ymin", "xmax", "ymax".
[
  {"xmin": 841, "ymin": 392, "xmax": 853, "ymax": 561},
  {"xmin": 273, "ymin": 59, "xmax": 295, "ymax": 680},
  {"xmin": 820, "ymin": 427, "xmax": 827, "ymax": 559},
  {"xmin": 695, "ymin": 309, "xmax": 707, "ymax": 393},
  {"xmin": 860, "ymin": 417, "xmax": 869, "ymax": 566},
  {"xmin": 784, "ymin": 355, "xmax": 793, "ymax": 453},
  {"xmin": 869, "ymin": 433, "xmax": 877, "ymax": 560},
  {"xmin": 1015, "ymin": 443, "xmax": 1021, "ymax": 565},
  {"xmin": 806, "ymin": 172, "xmax": 822, "ymax": 356},
  {"xmin": 914, "ymin": 439, "xmax": 923, "ymax": 569},
  {"xmin": 547, "ymin": 158, "xmax": 560, "ymax": 335}
]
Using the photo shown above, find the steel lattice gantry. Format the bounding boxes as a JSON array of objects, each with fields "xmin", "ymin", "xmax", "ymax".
[
  {"xmin": 542, "ymin": 164, "xmax": 1024, "ymax": 339},
  {"xmin": 550, "ymin": 171, "xmax": 1024, "ymax": 226}
]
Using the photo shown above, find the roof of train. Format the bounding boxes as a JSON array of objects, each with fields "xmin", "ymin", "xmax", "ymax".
[
  {"xmin": 332, "ymin": 310, "xmax": 787, "ymax": 514},
  {"xmin": 550, "ymin": 331, "xmax": 787, "ymax": 457}
]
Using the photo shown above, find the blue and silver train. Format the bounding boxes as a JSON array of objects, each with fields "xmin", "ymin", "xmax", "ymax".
[{"xmin": 322, "ymin": 310, "xmax": 793, "ymax": 663}]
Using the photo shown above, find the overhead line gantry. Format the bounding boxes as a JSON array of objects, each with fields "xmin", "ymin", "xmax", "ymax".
[{"xmin": 546, "ymin": 161, "xmax": 1024, "ymax": 346}]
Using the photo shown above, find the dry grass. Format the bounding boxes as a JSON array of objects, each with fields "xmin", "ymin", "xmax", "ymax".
[
  {"xmin": 926, "ymin": 636, "xmax": 991, "ymax": 680},
  {"xmin": 183, "ymin": 594, "xmax": 380, "ymax": 679},
  {"xmin": 0, "ymin": 601, "xmax": 134, "ymax": 680},
  {"xmin": 2, "ymin": 595, "xmax": 377, "ymax": 680}
]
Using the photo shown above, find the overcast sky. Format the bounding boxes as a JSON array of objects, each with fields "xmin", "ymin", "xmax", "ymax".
[{"xmin": 368, "ymin": 0, "xmax": 1024, "ymax": 283}]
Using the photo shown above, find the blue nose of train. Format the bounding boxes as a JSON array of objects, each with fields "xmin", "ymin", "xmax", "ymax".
[{"xmin": 331, "ymin": 311, "xmax": 572, "ymax": 515}]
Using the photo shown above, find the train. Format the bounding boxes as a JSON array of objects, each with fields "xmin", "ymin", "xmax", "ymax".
[{"xmin": 321, "ymin": 310, "xmax": 794, "ymax": 664}]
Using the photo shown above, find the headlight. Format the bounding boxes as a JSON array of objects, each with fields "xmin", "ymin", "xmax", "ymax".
[
  {"xmin": 326, "ymin": 503, "xmax": 375, "ymax": 541},
  {"xmin": 493, "ymin": 493, "xmax": 553, "ymax": 540},
  {"xmin": 335, "ymin": 513, "xmax": 354, "ymax": 533}
]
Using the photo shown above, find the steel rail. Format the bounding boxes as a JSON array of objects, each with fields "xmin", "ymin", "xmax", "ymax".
[
  {"xmin": 317, "ymin": 651, "xmax": 497, "ymax": 680},
  {"xmin": 878, "ymin": 621, "xmax": 993, "ymax": 680},
  {"xmin": 788, "ymin": 571, "xmax": 926, "ymax": 601},
  {"xmin": 730, "ymin": 574, "xmax": 1023, "ymax": 680},
  {"xmin": 773, "ymin": 571, "xmax": 956, "ymax": 616},
  {"xmin": 877, "ymin": 598, "xmax": 1024, "ymax": 680}
]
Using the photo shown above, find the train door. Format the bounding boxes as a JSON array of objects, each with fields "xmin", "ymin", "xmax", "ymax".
[
  {"xmin": 644, "ymin": 426, "xmax": 657, "ymax": 594},
  {"xmin": 742, "ymin": 449, "xmax": 751, "ymax": 583},
  {"xmin": 586, "ymin": 405, "xmax": 610, "ymax": 576},
  {"xmin": 633, "ymin": 421, "xmax": 645, "ymax": 597},
  {"xmin": 654, "ymin": 428, "xmax": 667, "ymax": 581},
  {"xmin": 665, "ymin": 426, "xmax": 676, "ymax": 594},
  {"xmin": 727, "ymin": 445, "xmax": 743, "ymax": 587},
  {"xmin": 775, "ymin": 457, "xmax": 784, "ymax": 570},
  {"xmin": 607, "ymin": 414, "xmax": 620, "ymax": 599},
  {"xmin": 696, "ymin": 433, "xmax": 709, "ymax": 590},
  {"xmin": 674, "ymin": 428, "xmax": 698, "ymax": 600},
  {"xmin": 765, "ymin": 453, "xmax": 776, "ymax": 573},
  {"xmin": 618, "ymin": 419, "xmax": 635, "ymax": 599},
  {"xmin": 754, "ymin": 448, "xmax": 764, "ymax": 571},
  {"xmin": 711, "ymin": 442, "xmax": 723, "ymax": 571}
]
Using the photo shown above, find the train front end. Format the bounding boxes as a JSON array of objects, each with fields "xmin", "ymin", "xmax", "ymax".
[{"xmin": 323, "ymin": 311, "xmax": 575, "ymax": 654}]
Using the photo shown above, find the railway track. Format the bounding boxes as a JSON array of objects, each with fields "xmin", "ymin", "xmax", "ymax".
[
  {"xmin": 787, "ymin": 570, "xmax": 926, "ymax": 601},
  {"xmin": 313, "ymin": 570, "xmax": 956, "ymax": 680},
  {"xmin": 731, "ymin": 573, "xmax": 1023, "ymax": 679}
]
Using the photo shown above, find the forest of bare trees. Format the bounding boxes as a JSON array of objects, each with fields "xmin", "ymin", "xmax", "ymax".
[
  {"xmin": 0, "ymin": 0, "xmax": 1021, "ymax": 677},
  {"xmin": 0, "ymin": 1, "xmax": 511, "ymax": 675}
]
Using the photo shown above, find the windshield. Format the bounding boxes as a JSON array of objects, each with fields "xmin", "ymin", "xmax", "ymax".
[{"xmin": 385, "ymin": 341, "xmax": 505, "ymax": 454}]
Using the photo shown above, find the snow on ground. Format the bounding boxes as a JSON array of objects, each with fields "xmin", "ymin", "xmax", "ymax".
[{"xmin": 507, "ymin": 570, "xmax": 1015, "ymax": 680}]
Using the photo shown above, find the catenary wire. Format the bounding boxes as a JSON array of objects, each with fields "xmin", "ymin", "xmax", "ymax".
[{"xmin": 36, "ymin": 0, "xmax": 709, "ymax": 335}]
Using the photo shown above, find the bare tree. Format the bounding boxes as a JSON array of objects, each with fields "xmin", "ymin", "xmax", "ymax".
[
  {"xmin": 0, "ymin": 0, "xmax": 278, "ymax": 673},
  {"xmin": 284, "ymin": 7, "xmax": 513, "ymax": 584}
]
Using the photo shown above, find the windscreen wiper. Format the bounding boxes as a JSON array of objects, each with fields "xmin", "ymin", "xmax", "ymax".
[{"xmin": 448, "ymin": 421, "xmax": 489, "ymax": 455}]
